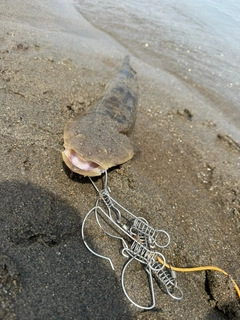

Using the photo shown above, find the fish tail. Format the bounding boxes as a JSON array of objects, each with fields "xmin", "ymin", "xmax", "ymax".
[
  {"xmin": 121, "ymin": 55, "xmax": 130, "ymax": 69},
  {"xmin": 123, "ymin": 55, "xmax": 130, "ymax": 63},
  {"xmin": 120, "ymin": 55, "xmax": 135, "ymax": 78}
]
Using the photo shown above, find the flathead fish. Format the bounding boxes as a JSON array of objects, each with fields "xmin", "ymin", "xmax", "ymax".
[{"xmin": 62, "ymin": 56, "xmax": 138, "ymax": 177}]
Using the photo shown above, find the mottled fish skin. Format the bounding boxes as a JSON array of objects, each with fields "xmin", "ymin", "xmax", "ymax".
[{"xmin": 62, "ymin": 56, "xmax": 138, "ymax": 177}]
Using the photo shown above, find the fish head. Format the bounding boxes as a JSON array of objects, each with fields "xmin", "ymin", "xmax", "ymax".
[
  {"xmin": 62, "ymin": 116, "xmax": 134, "ymax": 177},
  {"xmin": 62, "ymin": 147, "xmax": 105, "ymax": 176}
]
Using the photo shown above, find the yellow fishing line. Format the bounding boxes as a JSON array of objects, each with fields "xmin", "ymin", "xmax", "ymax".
[{"xmin": 157, "ymin": 256, "xmax": 240, "ymax": 299}]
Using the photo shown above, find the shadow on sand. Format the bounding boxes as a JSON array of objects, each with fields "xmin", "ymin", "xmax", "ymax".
[{"xmin": 0, "ymin": 181, "xmax": 132, "ymax": 320}]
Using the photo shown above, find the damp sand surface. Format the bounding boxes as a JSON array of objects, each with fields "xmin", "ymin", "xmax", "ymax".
[{"xmin": 0, "ymin": 0, "xmax": 240, "ymax": 319}]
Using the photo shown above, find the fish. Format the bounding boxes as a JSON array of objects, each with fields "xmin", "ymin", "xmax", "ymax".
[{"xmin": 62, "ymin": 56, "xmax": 138, "ymax": 177}]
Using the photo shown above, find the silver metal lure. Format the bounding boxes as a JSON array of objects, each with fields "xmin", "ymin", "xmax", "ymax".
[{"xmin": 81, "ymin": 170, "xmax": 183, "ymax": 309}]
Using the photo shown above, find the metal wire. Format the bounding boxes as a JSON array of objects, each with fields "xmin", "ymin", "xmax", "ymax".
[
  {"xmin": 152, "ymin": 263, "xmax": 183, "ymax": 300},
  {"xmin": 130, "ymin": 217, "xmax": 170, "ymax": 249},
  {"xmin": 82, "ymin": 170, "xmax": 183, "ymax": 309}
]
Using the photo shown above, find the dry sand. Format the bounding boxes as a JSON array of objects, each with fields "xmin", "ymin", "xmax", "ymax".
[{"xmin": 0, "ymin": 0, "xmax": 239, "ymax": 319}]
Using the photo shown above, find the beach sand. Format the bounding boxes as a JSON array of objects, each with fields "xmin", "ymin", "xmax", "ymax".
[{"xmin": 0, "ymin": 0, "xmax": 239, "ymax": 319}]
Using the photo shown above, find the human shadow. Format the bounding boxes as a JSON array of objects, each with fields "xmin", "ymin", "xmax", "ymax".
[{"xmin": 0, "ymin": 181, "xmax": 132, "ymax": 320}]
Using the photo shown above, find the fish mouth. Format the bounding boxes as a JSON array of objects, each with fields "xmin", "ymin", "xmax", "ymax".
[{"xmin": 62, "ymin": 148, "xmax": 105, "ymax": 176}]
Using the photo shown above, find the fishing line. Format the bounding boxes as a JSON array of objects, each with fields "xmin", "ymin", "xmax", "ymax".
[{"xmin": 157, "ymin": 256, "xmax": 240, "ymax": 299}]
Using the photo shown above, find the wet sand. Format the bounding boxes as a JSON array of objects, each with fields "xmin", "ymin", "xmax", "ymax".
[{"xmin": 0, "ymin": 0, "xmax": 239, "ymax": 319}]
